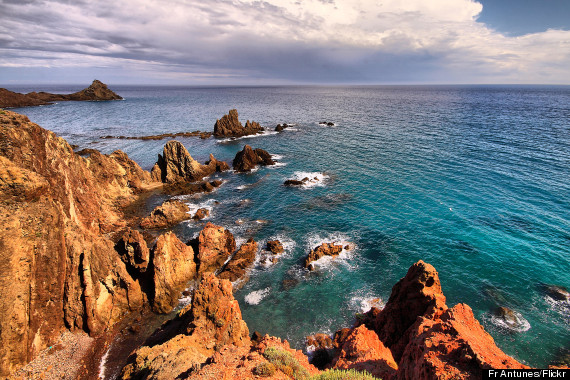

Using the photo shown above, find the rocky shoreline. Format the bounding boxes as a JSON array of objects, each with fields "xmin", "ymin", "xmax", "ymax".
[{"xmin": 0, "ymin": 108, "xmax": 567, "ymax": 379}]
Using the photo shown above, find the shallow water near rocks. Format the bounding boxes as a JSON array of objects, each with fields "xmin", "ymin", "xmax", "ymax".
[{"xmin": 11, "ymin": 84, "xmax": 570, "ymax": 369}]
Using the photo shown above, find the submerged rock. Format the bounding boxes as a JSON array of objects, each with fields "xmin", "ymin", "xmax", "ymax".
[
  {"xmin": 232, "ymin": 145, "xmax": 275, "ymax": 172},
  {"xmin": 140, "ymin": 199, "xmax": 190, "ymax": 229},
  {"xmin": 213, "ymin": 109, "xmax": 264, "ymax": 137},
  {"xmin": 493, "ymin": 306, "xmax": 530, "ymax": 331},
  {"xmin": 542, "ymin": 284, "xmax": 570, "ymax": 302},
  {"xmin": 304, "ymin": 242, "xmax": 344, "ymax": 271},
  {"xmin": 150, "ymin": 140, "xmax": 228, "ymax": 183}
]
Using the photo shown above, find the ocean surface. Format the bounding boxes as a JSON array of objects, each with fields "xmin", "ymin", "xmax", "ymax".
[{"xmin": 8, "ymin": 84, "xmax": 570, "ymax": 368}]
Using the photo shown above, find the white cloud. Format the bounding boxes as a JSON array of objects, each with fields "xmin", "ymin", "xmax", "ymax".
[{"xmin": 0, "ymin": 0, "xmax": 568, "ymax": 83}]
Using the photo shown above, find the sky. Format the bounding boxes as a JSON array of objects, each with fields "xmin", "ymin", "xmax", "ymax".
[{"xmin": 0, "ymin": 0, "xmax": 569, "ymax": 85}]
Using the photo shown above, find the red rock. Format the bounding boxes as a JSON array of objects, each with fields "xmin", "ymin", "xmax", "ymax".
[
  {"xmin": 193, "ymin": 208, "xmax": 210, "ymax": 220},
  {"xmin": 332, "ymin": 325, "xmax": 398, "ymax": 379},
  {"xmin": 266, "ymin": 240, "xmax": 284, "ymax": 254},
  {"xmin": 304, "ymin": 243, "xmax": 344, "ymax": 270},
  {"xmin": 152, "ymin": 232, "xmax": 196, "ymax": 313},
  {"xmin": 398, "ymin": 303, "xmax": 529, "ymax": 379},
  {"xmin": 357, "ymin": 260, "xmax": 447, "ymax": 360},
  {"xmin": 218, "ymin": 238, "xmax": 258, "ymax": 287},
  {"xmin": 140, "ymin": 199, "xmax": 190, "ymax": 229}
]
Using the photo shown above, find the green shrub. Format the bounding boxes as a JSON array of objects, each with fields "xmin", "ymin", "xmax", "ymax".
[
  {"xmin": 309, "ymin": 368, "xmax": 380, "ymax": 380},
  {"xmin": 263, "ymin": 346, "xmax": 310, "ymax": 380},
  {"xmin": 253, "ymin": 362, "xmax": 276, "ymax": 377}
]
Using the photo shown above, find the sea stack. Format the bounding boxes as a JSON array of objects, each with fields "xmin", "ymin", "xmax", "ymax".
[{"xmin": 213, "ymin": 109, "xmax": 264, "ymax": 137}]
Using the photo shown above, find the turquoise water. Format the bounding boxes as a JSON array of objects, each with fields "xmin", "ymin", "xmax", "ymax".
[{"xmin": 11, "ymin": 85, "xmax": 570, "ymax": 367}]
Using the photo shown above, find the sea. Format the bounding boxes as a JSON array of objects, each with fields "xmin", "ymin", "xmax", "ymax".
[{"xmin": 7, "ymin": 84, "xmax": 570, "ymax": 369}]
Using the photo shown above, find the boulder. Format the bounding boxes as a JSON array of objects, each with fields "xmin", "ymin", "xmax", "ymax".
[
  {"xmin": 150, "ymin": 140, "xmax": 228, "ymax": 183},
  {"xmin": 232, "ymin": 145, "xmax": 275, "ymax": 172},
  {"xmin": 218, "ymin": 238, "xmax": 258, "ymax": 286},
  {"xmin": 121, "ymin": 273, "xmax": 250, "ymax": 379},
  {"xmin": 140, "ymin": 199, "xmax": 190, "ymax": 229},
  {"xmin": 152, "ymin": 232, "xmax": 197, "ymax": 313},
  {"xmin": 192, "ymin": 223, "xmax": 236, "ymax": 275},
  {"xmin": 213, "ymin": 109, "xmax": 264, "ymax": 137},
  {"xmin": 542, "ymin": 284, "xmax": 570, "ymax": 302},
  {"xmin": 193, "ymin": 208, "xmax": 210, "ymax": 220},
  {"xmin": 115, "ymin": 229, "xmax": 150, "ymax": 273},
  {"xmin": 493, "ymin": 306, "xmax": 529, "ymax": 331},
  {"xmin": 266, "ymin": 240, "xmax": 284, "ymax": 254},
  {"xmin": 304, "ymin": 243, "xmax": 344, "ymax": 271},
  {"xmin": 306, "ymin": 333, "xmax": 334, "ymax": 369},
  {"xmin": 332, "ymin": 325, "xmax": 398, "ymax": 379}
]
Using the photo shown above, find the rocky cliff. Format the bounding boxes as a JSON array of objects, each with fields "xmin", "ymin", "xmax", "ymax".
[
  {"xmin": 0, "ymin": 80, "xmax": 122, "ymax": 108},
  {"xmin": 213, "ymin": 109, "xmax": 264, "ymax": 137}
]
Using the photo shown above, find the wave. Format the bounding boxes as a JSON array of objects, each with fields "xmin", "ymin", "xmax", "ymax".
[
  {"xmin": 304, "ymin": 232, "xmax": 356, "ymax": 271},
  {"xmin": 98, "ymin": 346, "xmax": 111, "ymax": 380},
  {"xmin": 487, "ymin": 310, "xmax": 531, "ymax": 333},
  {"xmin": 216, "ymin": 129, "xmax": 279, "ymax": 144},
  {"xmin": 245, "ymin": 287, "xmax": 270, "ymax": 305},
  {"xmin": 181, "ymin": 198, "xmax": 218, "ymax": 220},
  {"xmin": 288, "ymin": 171, "xmax": 329, "ymax": 189},
  {"xmin": 349, "ymin": 295, "xmax": 385, "ymax": 313}
]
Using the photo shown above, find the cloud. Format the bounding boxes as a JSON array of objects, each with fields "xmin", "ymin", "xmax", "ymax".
[{"xmin": 0, "ymin": 0, "xmax": 568, "ymax": 83}]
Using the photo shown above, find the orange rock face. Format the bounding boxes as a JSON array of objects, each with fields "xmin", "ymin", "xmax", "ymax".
[
  {"xmin": 150, "ymin": 140, "xmax": 228, "ymax": 183},
  {"xmin": 218, "ymin": 238, "xmax": 258, "ymax": 287},
  {"xmin": 332, "ymin": 325, "xmax": 398, "ymax": 379},
  {"xmin": 193, "ymin": 222, "xmax": 237, "ymax": 275},
  {"xmin": 304, "ymin": 242, "xmax": 344, "ymax": 270},
  {"xmin": 140, "ymin": 199, "xmax": 190, "ymax": 229}
]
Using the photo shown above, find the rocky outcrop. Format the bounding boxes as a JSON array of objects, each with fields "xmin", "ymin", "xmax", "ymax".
[
  {"xmin": 304, "ymin": 242, "xmax": 344, "ymax": 271},
  {"xmin": 0, "ymin": 110, "xmax": 153, "ymax": 376},
  {"xmin": 213, "ymin": 109, "xmax": 264, "ymax": 137},
  {"xmin": 121, "ymin": 273, "xmax": 250, "ymax": 379},
  {"xmin": 232, "ymin": 145, "xmax": 275, "ymax": 172},
  {"xmin": 193, "ymin": 207, "xmax": 210, "ymax": 220},
  {"xmin": 150, "ymin": 140, "xmax": 229, "ymax": 183},
  {"xmin": 218, "ymin": 238, "xmax": 258, "ymax": 286},
  {"xmin": 332, "ymin": 325, "xmax": 398, "ymax": 379},
  {"xmin": 266, "ymin": 240, "xmax": 284, "ymax": 254},
  {"xmin": 0, "ymin": 80, "xmax": 122, "ymax": 108},
  {"xmin": 115, "ymin": 228, "xmax": 150, "ymax": 273},
  {"xmin": 152, "ymin": 232, "xmax": 197, "ymax": 313},
  {"xmin": 330, "ymin": 260, "xmax": 528, "ymax": 379},
  {"xmin": 102, "ymin": 130, "xmax": 212, "ymax": 140},
  {"xmin": 140, "ymin": 199, "xmax": 190, "ymax": 229},
  {"xmin": 191, "ymin": 223, "xmax": 236, "ymax": 275}
]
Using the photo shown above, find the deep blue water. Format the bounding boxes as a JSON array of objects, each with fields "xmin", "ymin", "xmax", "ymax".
[{"xmin": 9, "ymin": 85, "xmax": 570, "ymax": 367}]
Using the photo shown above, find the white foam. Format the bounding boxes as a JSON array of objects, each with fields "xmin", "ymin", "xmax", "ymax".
[
  {"xmin": 179, "ymin": 290, "xmax": 193, "ymax": 307},
  {"xmin": 304, "ymin": 232, "xmax": 356, "ymax": 271},
  {"xmin": 289, "ymin": 171, "xmax": 329, "ymax": 189},
  {"xmin": 182, "ymin": 198, "xmax": 217, "ymax": 219},
  {"xmin": 216, "ymin": 129, "xmax": 278, "ymax": 144},
  {"xmin": 544, "ymin": 295, "xmax": 570, "ymax": 318},
  {"xmin": 489, "ymin": 311, "xmax": 531, "ymax": 332},
  {"xmin": 236, "ymin": 185, "xmax": 248, "ymax": 190},
  {"xmin": 271, "ymin": 154, "xmax": 284, "ymax": 160},
  {"xmin": 350, "ymin": 296, "xmax": 385, "ymax": 313},
  {"xmin": 257, "ymin": 235, "xmax": 297, "ymax": 268},
  {"xmin": 268, "ymin": 162, "xmax": 287, "ymax": 169},
  {"xmin": 98, "ymin": 346, "xmax": 111, "ymax": 380},
  {"xmin": 245, "ymin": 287, "xmax": 270, "ymax": 305}
]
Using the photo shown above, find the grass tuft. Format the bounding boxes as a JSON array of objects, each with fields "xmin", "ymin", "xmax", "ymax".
[
  {"xmin": 309, "ymin": 368, "xmax": 380, "ymax": 380},
  {"xmin": 263, "ymin": 346, "xmax": 310, "ymax": 379}
]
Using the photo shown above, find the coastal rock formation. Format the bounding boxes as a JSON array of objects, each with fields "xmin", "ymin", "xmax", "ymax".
[
  {"xmin": 218, "ymin": 238, "xmax": 258, "ymax": 286},
  {"xmin": 213, "ymin": 109, "xmax": 264, "ymax": 137},
  {"xmin": 0, "ymin": 80, "xmax": 122, "ymax": 108},
  {"xmin": 121, "ymin": 273, "xmax": 250, "ymax": 379},
  {"xmin": 232, "ymin": 144, "xmax": 275, "ymax": 172},
  {"xmin": 140, "ymin": 199, "xmax": 190, "ymax": 229},
  {"xmin": 193, "ymin": 207, "xmax": 210, "ymax": 220},
  {"xmin": 102, "ymin": 130, "xmax": 212, "ymax": 140},
  {"xmin": 266, "ymin": 240, "xmax": 284, "ymax": 254},
  {"xmin": 150, "ymin": 140, "xmax": 229, "ymax": 183},
  {"xmin": 304, "ymin": 242, "xmax": 344, "ymax": 271},
  {"xmin": 332, "ymin": 325, "xmax": 398, "ymax": 379},
  {"xmin": 152, "ymin": 232, "xmax": 197, "ymax": 313},
  {"xmin": 329, "ymin": 260, "xmax": 528, "ymax": 378},
  {"xmin": 0, "ymin": 110, "xmax": 153, "ymax": 376},
  {"xmin": 115, "ymin": 228, "xmax": 150, "ymax": 273},
  {"xmin": 191, "ymin": 222, "xmax": 237, "ymax": 275}
]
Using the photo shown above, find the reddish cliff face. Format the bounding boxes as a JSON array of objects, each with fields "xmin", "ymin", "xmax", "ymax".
[
  {"xmin": 0, "ymin": 80, "xmax": 122, "ymax": 108},
  {"xmin": 331, "ymin": 260, "xmax": 528, "ymax": 379}
]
